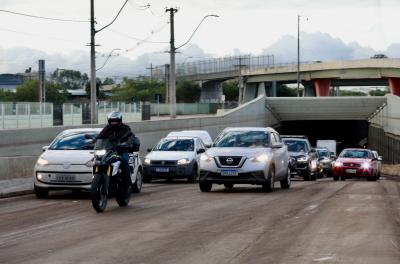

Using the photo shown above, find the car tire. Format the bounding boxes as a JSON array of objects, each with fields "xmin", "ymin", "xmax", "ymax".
[
  {"xmin": 333, "ymin": 176, "xmax": 339, "ymax": 181},
  {"xmin": 143, "ymin": 174, "xmax": 152, "ymax": 183},
  {"xmin": 280, "ymin": 167, "xmax": 291, "ymax": 189},
  {"xmin": 131, "ymin": 168, "xmax": 142, "ymax": 193},
  {"xmin": 187, "ymin": 166, "xmax": 198, "ymax": 183},
  {"xmin": 262, "ymin": 167, "xmax": 275, "ymax": 192},
  {"xmin": 224, "ymin": 183, "xmax": 234, "ymax": 189},
  {"xmin": 303, "ymin": 173, "xmax": 310, "ymax": 181},
  {"xmin": 199, "ymin": 182, "xmax": 212, "ymax": 192},
  {"xmin": 310, "ymin": 173, "xmax": 317, "ymax": 181},
  {"xmin": 340, "ymin": 176, "xmax": 346, "ymax": 181},
  {"xmin": 34, "ymin": 185, "xmax": 49, "ymax": 199}
]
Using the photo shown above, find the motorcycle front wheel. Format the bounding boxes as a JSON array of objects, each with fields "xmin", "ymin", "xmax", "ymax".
[{"xmin": 91, "ymin": 174, "xmax": 108, "ymax": 213}]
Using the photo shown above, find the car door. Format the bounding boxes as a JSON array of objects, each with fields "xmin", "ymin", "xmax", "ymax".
[{"xmin": 271, "ymin": 132, "xmax": 286, "ymax": 178}]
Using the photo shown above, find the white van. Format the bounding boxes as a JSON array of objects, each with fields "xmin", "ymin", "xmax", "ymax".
[{"xmin": 316, "ymin": 140, "xmax": 337, "ymax": 156}]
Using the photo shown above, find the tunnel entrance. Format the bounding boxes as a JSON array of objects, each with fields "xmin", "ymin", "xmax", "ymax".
[{"xmin": 278, "ymin": 120, "xmax": 369, "ymax": 154}]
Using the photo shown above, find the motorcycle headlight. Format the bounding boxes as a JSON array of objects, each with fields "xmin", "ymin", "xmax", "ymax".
[
  {"xmin": 94, "ymin": 149, "xmax": 106, "ymax": 157},
  {"xmin": 177, "ymin": 158, "xmax": 190, "ymax": 165},
  {"xmin": 311, "ymin": 160, "xmax": 317, "ymax": 169},
  {"xmin": 361, "ymin": 162, "xmax": 370, "ymax": 169},
  {"xmin": 37, "ymin": 158, "xmax": 49, "ymax": 166},
  {"xmin": 144, "ymin": 158, "xmax": 151, "ymax": 165},
  {"xmin": 297, "ymin": 156, "xmax": 308, "ymax": 162},
  {"xmin": 250, "ymin": 154, "xmax": 270, "ymax": 163}
]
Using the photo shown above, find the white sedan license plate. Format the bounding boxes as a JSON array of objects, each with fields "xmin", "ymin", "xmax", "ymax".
[
  {"xmin": 346, "ymin": 169, "xmax": 357, "ymax": 174},
  {"xmin": 55, "ymin": 174, "xmax": 76, "ymax": 181},
  {"xmin": 156, "ymin": 167, "xmax": 169, "ymax": 173},
  {"xmin": 221, "ymin": 170, "xmax": 239, "ymax": 176}
]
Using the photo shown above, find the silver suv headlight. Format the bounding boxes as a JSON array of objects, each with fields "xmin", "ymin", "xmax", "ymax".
[
  {"xmin": 200, "ymin": 154, "xmax": 213, "ymax": 162},
  {"xmin": 177, "ymin": 158, "xmax": 190, "ymax": 165},
  {"xmin": 250, "ymin": 154, "xmax": 270, "ymax": 163},
  {"xmin": 297, "ymin": 156, "xmax": 308, "ymax": 162},
  {"xmin": 37, "ymin": 157, "xmax": 49, "ymax": 166}
]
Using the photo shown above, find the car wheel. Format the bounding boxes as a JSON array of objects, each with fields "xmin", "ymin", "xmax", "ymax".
[
  {"xmin": 143, "ymin": 174, "xmax": 152, "ymax": 183},
  {"xmin": 303, "ymin": 172, "xmax": 310, "ymax": 181},
  {"xmin": 280, "ymin": 167, "xmax": 291, "ymax": 189},
  {"xmin": 333, "ymin": 176, "xmax": 339, "ymax": 181},
  {"xmin": 199, "ymin": 182, "xmax": 212, "ymax": 192},
  {"xmin": 187, "ymin": 166, "xmax": 198, "ymax": 183},
  {"xmin": 34, "ymin": 185, "xmax": 49, "ymax": 199},
  {"xmin": 131, "ymin": 168, "xmax": 142, "ymax": 193},
  {"xmin": 224, "ymin": 183, "xmax": 234, "ymax": 189},
  {"xmin": 310, "ymin": 173, "xmax": 317, "ymax": 181},
  {"xmin": 262, "ymin": 167, "xmax": 275, "ymax": 192},
  {"xmin": 340, "ymin": 176, "xmax": 346, "ymax": 181}
]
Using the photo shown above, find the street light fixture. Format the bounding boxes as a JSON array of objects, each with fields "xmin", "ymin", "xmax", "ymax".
[{"xmin": 166, "ymin": 10, "xmax": 219, "ymax": 118}]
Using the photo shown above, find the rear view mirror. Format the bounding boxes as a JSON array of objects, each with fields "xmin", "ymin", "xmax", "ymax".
[
  {"xmin": 272, "ymin": 143, "xmax": 283, "ymax": 149},
  {"xmin": 42, "ymin": 146, "xmax": 49, "ymax": 152},
  {"xmin": 147, "ymin": 148, "xmax": 152, "ymax": 153}
]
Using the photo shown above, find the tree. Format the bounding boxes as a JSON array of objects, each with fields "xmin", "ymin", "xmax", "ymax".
[
  {"xmin": 15, "ymin": 80, "xmax": 68, "ymax": 104},
  {"xmin": 277, "ymin": 84, "xmax": 297, "ymax": 97},
  {"xmin": 339, "ymin": 90, "xmax": 367, "ymax": 96},
  {"xmin": 369, "ymin": 88, "xmax": 389, "ymax": 96},
  {"xmin": 0, "ymin": 89, "xmax": 16, "ymax": 101},
  {"xmin": 222, "ymin": 81, "xmax": 239, "ymax": 101},
  {"xmin": 112, "ymin": 79, "xmax": 165, "ymax": 102},
  {"xmin": 102, "ymin": 77, "xmax": 115, "ymax": 85},
  {"xmin": 51, "ymin": 69, "xmax": 87, "ymax": 90},
  {"xmin": 176, "ymin": 81, "xmax": 201, "ymax": 103}
]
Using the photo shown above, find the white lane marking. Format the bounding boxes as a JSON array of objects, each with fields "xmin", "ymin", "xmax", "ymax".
[{"xmin": 313, "ymin": 254, "xmax": 336, "ymax": 262}]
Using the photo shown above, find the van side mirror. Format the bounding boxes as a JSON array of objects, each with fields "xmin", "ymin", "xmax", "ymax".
[
  {"xmin": 42, "ymin": 146, "xmax": 49, "ymax": 152},
  {"xmin": 272, "ymin": 143, "xmax": 283, "ymax": 149}
]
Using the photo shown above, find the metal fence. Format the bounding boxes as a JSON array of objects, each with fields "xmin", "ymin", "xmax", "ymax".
[
  {"xmin": 153, "ymin": 54, "xmax": 275, "ymax": 80},
  {"xmin": 0, "ymin": 101, "xmax": 230, "ymax": 129}
]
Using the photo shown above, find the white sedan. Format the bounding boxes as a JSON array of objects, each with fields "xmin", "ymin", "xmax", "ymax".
[{"xmin": 34, "ymin": 128, "xmax": 143, "ymax": 198}]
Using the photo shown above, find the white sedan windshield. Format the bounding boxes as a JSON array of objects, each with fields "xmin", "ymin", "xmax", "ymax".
[{"xmin": 214, "ymin": 131, "xmax": 269, "ymax": 148}]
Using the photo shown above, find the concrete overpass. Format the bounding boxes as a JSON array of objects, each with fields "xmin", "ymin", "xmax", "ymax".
[
  {"xmin": 244, "ymin": 59, "xmax": 400, "ymax": 100},
  {"xmin": 155, "ymin": 57, "xmax": 400, "ymax": 102}
]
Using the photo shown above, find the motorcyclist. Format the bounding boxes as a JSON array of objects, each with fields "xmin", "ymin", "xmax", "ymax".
[{"xmin": 96, "ymin": 111, "xmax": 139, "ymax": 185}]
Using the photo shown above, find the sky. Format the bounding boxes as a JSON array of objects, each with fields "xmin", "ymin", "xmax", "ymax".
[{"xmin": 0, "ymin": 0, "xmax": 399, "ymax": 78}]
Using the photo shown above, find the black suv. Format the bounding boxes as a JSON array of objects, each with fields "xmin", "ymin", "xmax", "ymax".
[{"xmin": 281, "ymin": 136, "xmax": 319, "ymax": 181}]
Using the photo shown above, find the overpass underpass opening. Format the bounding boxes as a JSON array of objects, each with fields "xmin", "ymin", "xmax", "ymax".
[{"xmin": 278, "ymin": 120, "xmax": 369, "ymax": 154}]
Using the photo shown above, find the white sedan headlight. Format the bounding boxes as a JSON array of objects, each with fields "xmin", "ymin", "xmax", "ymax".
[
  {"xmin": 200, "ymin": 154, "xmax": 213, "ymax": 162},
  {"xmin": 144, "ymin": 158, "xmax": 151, "ymax": 165},
  {"xmin": 37, "ymin": 158, "xmax": 49, "ymax": 166},
  {"xmin": 177, "ymin": 158, "xmax": 190, "ymax": 165},
  {"xmin": 250, "ymin": 154, "xmax": 270, "ymax": 163},
  {"xmin": 94, "ymin": 149, "xmax": 106, "ymax": 157}
]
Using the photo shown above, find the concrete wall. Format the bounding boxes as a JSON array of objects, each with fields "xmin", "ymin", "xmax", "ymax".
[
  {"xmin": 0, "ymin": 96, "xmax": 278, "ymax": 180},
  {"xmin": 369, "ymin": 94, "xmax": 400, "ymax": 164}
]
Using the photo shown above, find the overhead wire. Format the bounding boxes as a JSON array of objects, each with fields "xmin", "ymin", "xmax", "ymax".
[{"xmin": 0, "ymin": 8, "xmax": 88, "ymax": 23}]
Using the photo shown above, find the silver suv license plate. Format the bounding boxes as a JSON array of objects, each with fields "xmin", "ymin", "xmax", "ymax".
[{"xmin": 221, "ymin": 170, "xmax": 239, "ymax": 176}]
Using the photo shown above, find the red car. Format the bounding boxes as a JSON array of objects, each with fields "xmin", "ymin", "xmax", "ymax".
[{"xmin": 332, "ymin": 148, "xmax": 379, "ymax": 181}]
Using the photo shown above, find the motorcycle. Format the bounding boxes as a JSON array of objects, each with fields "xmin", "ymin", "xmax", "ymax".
[{"xmin": 91, "ymin": 138, "xmax": 132, "ymax": 213}]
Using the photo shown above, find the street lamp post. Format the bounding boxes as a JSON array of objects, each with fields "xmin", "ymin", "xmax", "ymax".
[
  {"xmin": 297, "ymin": 15, "xmax": 300, "ymax": 97},
  {"xmin": 165, "ymin": 9, "xmax": 219, "ymax": 118}
]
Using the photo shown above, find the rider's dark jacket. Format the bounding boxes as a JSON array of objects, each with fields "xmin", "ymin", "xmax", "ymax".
[{"xmin": 96, "ymin": 123, "xmax": 139, "ymax": 153}]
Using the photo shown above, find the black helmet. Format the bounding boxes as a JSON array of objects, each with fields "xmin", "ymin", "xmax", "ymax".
[{"xmin": 107, "ymin": 111, "xmax": 122, "ymax": 126}]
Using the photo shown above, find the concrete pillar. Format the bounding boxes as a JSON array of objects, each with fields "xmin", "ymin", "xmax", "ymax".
[
  {"xmin": 257, "ymin": 82, "xmax": 266, "ymax": 97},
  {"xmin": 302, "ymin": 82, "xmax": 316, "ymax": 97},
  {"xmin": 243, "ymin": 83, "xmax": 258, "ymax": 103},
  {"xmin": 388, "ymin": 77, "xmax": 400, "ymax": 96},
  {"xmin": 313, "ymin": 78, "xmax": 331, "ymax": 96},
  {"xmin": 200, "ymin": 81, "xmax": 223, "ymax": 103}
]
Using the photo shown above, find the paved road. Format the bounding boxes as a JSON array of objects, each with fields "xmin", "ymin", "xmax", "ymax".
[{"xmin": 1, "ymin": 177, "xmax": 400, "ymax": 264}]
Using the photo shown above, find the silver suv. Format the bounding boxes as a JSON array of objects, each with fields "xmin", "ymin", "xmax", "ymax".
[{"xmin": 199, "ymin": 127, "xmax": 291, "ymax": 192}]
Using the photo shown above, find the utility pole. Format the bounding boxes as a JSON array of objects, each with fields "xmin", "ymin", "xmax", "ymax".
[
  {"xmin": 38, "ymin": 60, "xmax": 45, "ymax": 103},
  {"xmin": 164, "ymin": 64, "xmax": 170, "ymax": 103},
  {"xmin": 90, "ymin": 0, "xmax": 97, "ymax": 124},
  {"xmin": 166, "ymin": 7, "xmax": 178, "ymax": 118},
  {"xmin": 146, "ymin": 63, "xmax": 154, "ymax": 80},
  {"xmin": 297, "ymin": 15, "xmax": 300, "ymax": 97},
  {"xmin": 234, "ymin": 56, "xmax": 247, "ymax": 104}
]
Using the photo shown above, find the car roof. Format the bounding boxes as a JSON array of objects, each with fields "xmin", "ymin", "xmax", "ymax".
[
  {"xmin": 222, "ymin": 127, "xmax": 277, "ymax": 133},
  {"xmin": 163, "ymin": 136, "xmax": 195, "ymax": 140},
  {"xmin": 58, "ymin": 128, "xmax": 102, "ymax": 136},
  {"xmin": 168, "ymin": 130, "xmax": 211, "ymax": 139},
  {"xmin": 315, "ymin": 147, "xmax": 329, "ymax": 151},
  {"xmin": 281, "ymin": 135, "xmax": 308, "ymax": 139},
  {"xmin": 282, "ymin": 138, "xmax": 309, "ymax": 142}
]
